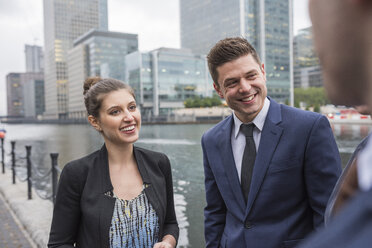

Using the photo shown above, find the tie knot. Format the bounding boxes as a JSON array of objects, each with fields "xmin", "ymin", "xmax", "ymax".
[{"xmin": 240, "ymin": 123, "xmax": 255, "ymax": 137}]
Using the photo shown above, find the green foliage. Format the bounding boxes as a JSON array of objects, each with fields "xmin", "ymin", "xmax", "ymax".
[
  {"xmin": 294, "ymin": 87, "xmax": 329, "ymax": 111},
  {"xmin": 184, "ymin": 95, "xmax": 222, "ymax": 108}
]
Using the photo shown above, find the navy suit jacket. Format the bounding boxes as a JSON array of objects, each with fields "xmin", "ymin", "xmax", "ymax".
[{"xmin": 201, "ymin": 98, "xmax": 341, "ymax": 248}]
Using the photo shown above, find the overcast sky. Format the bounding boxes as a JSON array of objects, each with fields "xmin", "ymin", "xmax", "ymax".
[{"xmin": 0, "ymin": 0, "xmax": 311, "ymax": 116}]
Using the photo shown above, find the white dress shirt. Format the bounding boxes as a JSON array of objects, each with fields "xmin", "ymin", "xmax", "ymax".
[
  {"xmin": 231, "ymin": 97, "xmax": 270, "ymax": 182},
  {"xmin": 357, "ymin": 135, "xmax": 372, "ymax": 191}
]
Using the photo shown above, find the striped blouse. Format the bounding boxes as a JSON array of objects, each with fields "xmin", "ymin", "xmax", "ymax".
[{"xmin": 109, "ymin": 186, "xmax": 160, "ymax": 248}]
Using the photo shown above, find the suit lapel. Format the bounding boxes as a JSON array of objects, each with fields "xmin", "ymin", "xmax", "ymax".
[
  {"xmin": 217, "ymin": 116, "xmax": 246, "ymax": 213},
  {"xmin": 246, "ymin": 99, "xmax": 283, "ymax": 215}
]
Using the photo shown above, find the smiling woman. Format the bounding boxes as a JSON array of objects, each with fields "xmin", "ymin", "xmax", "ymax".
[
  {"xmin": 85, "ymin": 78, "xmax": 141, "ymax": 146},
  {"xmin": 48, "ymin": 77, "xmax": 179, "ymax": 248}
]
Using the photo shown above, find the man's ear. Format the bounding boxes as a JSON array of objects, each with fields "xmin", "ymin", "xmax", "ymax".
[
  {"xmin": 88, "ymin": 115, "xmax": 102, "ymax": 132},
  {"xmin": 261, "ymin": 63, "xmax": 267, "ymax": 81},
  {"xmin": 213, "ymin": 83, "xmax": 224, "ymax": 99}
]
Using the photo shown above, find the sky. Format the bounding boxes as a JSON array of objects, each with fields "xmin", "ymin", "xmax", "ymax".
[{"xmin": 0, "ymin": 0, "xmax": 311, "ymax": 116}]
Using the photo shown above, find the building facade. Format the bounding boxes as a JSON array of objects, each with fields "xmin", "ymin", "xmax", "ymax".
[
  {"xmin": 25, "ymin": 45, "xmax": 44, "ymax": 73},
  {"xmin": 180, "ymin": 0, "xmax": 293, "ymax": 104},
  {"xmin": 43, "ymin": 0, "xmax": 108, "ymax": 119},
  {"xmin": 6, "ymin": 73, "xmax": 23, "ymax": 117},
  {"xmin": 125, "ymin": 48, "xmax": 214, "ymax": 119},
  {"xmin": 293, "ymin": 27, "xmax": 323, "ymax": 88},
  {"xmin": 6, "ymin": 72, "xmax": 45, "ymax": 118},
  {"xmin": 67, "ymin": 29, "xmax": 138, "ymax": 119},
  {"xmin": 67, "ymin": 43, "xmax": 89, "ymax": 119}
]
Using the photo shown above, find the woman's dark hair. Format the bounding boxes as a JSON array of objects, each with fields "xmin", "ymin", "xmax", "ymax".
[{"xmin": 83, "ymin": 77, "xmax": 135, "ymax": 118}]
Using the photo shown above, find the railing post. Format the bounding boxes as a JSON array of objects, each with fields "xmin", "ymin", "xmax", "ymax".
[
  {"xmin": 26, "ymin": 146, "xmax": 32, "ymax": 200},
  {"xmin": 50, "ymin": 153, "xmax": 59, "ymax": 205},
  {"xmin": 11, "ymin": 141, "xmax": 16, "ymax": 184},
  {"xmin": 1, "ymin": 138, "xmax": 4, "ymax": 174}
]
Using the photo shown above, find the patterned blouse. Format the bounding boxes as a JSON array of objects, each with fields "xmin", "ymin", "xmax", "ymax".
[{"xmin": 109, "ymin": 186, "xmax": 160, "ymax": 248}]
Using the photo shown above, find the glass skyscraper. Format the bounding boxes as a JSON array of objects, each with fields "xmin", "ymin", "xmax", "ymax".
[
  {"xmin": 180, "ymin": 0, "xmax": 293, "ymax": 104},
  {"xmin": 25, "ymin": 45, "xmax": 44, "ymax": 73},
  {"xmin": 67, "ymin": 29, "xmax": 138, "ymax": 119},
  {"xmin": 125, "ymin": 48, "xmax": 213, "ymax": 118},
  {"xmin": 43, "ymin": 0, "xmax": 108, "ymax": 119},
  {"xmin": 293, "ymin": 27, "xmax": 323, "ymax": 88}
]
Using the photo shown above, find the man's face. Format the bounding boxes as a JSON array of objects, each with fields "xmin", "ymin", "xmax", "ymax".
[
  {"xmin": 309, "ymin": 0, "xmax": 368, "ymax": 106},
  {"xmin": 214, "ymin": 54, "xmax": 267, "ymax": 123}
]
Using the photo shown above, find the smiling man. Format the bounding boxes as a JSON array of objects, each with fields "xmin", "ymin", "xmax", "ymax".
[{"xmin": 201, "ymin": 37, "xmax": 342, "ymax": 248}]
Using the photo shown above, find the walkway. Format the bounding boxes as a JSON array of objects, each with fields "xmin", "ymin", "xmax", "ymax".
[{"xmin": 0, "ymin": 193, "xmax": 35, "ymax": 248}]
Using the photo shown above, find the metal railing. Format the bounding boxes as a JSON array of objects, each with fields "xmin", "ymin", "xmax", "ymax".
[{"xmin": 1, "ymin": 138, "xmax": 61, "ymax": 205}]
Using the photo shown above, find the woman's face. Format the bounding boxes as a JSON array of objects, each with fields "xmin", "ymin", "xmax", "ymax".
[{"xmin": 91, "ymin": 89, "xmax": 141, "ymax": 146}]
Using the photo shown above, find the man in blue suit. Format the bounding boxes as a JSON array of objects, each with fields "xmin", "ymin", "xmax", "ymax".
[{"xmin": 201, "ymin": 37, "xmax": 342, "ymax": 248}]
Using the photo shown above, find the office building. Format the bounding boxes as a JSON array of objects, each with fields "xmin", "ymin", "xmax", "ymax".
[
  {"xmin": 67, "ymin": 43, "xmax": 89, "ymax": 119},
  {"xmin": 6, "ymin": 72, "xmax": 45, "ymax": 118},
  {"xmin": 25, "ymin": 45, "xmax": 44, "ymax": 73},
  {"xmin": 43, "ymin": 0, "xmax": 108, "ymax": 119},
  {"xmin": 125, "ymin": 47, "xmax": 213, "ymax": 118},
  {"xmin": 6, "ymin": 73, "xmax": 23, "ymax": 117},
  {"xmin": 67, "ymin": 29, "xmax": 138, "ymax": 119},
  {"xmin": 293, "ymin": 26, "xmax": 323, "ymax": 88},
  {"xmin": 180, "ymin": 0, "xmax": 293, "ymax": 104}
]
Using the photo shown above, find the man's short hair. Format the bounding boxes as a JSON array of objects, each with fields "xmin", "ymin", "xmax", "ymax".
[{"xmin": 207, "ymin": 37, "xmax": 262, "ymax": 87}]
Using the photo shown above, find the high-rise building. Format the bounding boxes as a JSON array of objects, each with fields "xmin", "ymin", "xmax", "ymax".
[
  {"xmin": 293, "ymin": 26, "xmax": 323, "ymax": 88},
  {"xmin": 43, "ymin": 0, "xmax": 108, "ymax": 119},
  {"xmin": 67, "ymin": 43, "xmax": 88, "ymax": 120},
  {"xmin": 180, "ymin": 0, "xmax": 293, "ymax": 104},
  {"xmin": 25, "ymin": 45, "xmax": 44, "ymax": 73},
  {"xmin": 67, "ymin": 29, "xmax": 138, "ymax": 119},
  {"xmin": 125, "ymin": 48, "xmax": 214, "ymax": 119},
  {"xmin": 6, "ymin": 72, "xmax": 45, "ymax": 118},
  {"xmin": 6, "ymin": 73, "xmax": 23, "ymax": 117}
]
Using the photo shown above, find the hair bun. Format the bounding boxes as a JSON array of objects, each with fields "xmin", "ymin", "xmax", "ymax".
[{"xmin": 83, "ymin": 77, "xmax": 102, "ymax": 95}]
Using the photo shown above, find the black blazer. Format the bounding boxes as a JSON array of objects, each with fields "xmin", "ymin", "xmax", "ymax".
[{"xmin": 48, "ymin": 145, "xmax": 179, "ymax": 248}]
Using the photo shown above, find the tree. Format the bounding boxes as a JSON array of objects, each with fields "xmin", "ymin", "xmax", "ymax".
[
  {"xmin": 184, "ymin": 95, "xmax": 222, "ymax": 108},
  {"xmin": 294, "ymin": 87, "xmax": 330, "ymax": 110}
]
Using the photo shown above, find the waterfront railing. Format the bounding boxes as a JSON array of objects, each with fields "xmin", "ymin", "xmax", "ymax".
[{"xmin": 1, "ymin": 137, "xmax": 60, "ymax": 205}]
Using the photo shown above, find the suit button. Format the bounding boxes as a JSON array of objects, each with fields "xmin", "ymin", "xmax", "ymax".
[{"xmin": 244, "ymin": 221, "xmax": 252, "ymax": 229}]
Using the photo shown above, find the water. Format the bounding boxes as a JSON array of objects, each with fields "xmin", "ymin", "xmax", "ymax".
[{"xmin": 1, "ymin": 122, "xmax": 371, "ymax": 247}]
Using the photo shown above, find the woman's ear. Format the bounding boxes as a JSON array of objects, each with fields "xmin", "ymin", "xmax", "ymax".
[{"xmin": 88, "ymin": 115, "xmax": 102, "ymax": 132}]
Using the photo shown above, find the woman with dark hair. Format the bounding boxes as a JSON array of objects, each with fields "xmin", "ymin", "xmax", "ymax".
[{"xmin": 48, "ymin": 77, "xmax": 179, "ymax": 248}]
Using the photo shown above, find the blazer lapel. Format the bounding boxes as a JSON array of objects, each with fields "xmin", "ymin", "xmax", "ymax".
[
  {"xmin": 246, "ymin": 99, "xmax": 283, "ymax": 215},
  {"xmin": 97, "ymin": 144, "xmax": 116, "ymax": 247},
  {"xmin": 134, "ymin": 147, "xmax": 163, "ymax": 224},
  {"xmin": 217, "ymin": 116, "xmax": 246, "ymax": 213}
]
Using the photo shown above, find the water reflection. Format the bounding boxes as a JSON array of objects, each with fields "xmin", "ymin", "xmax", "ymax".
[
  {"xmin": 1, "ymin": 122, "xmax": 371, "ymax": 247},
  {"xmin": 331, "ymin": 123, "xmax": 372, "ymax": 168}
]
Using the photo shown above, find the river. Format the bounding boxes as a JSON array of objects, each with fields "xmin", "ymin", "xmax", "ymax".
[{"xmin": 1, "ymin": 122, "xmax": 371, "ymax": 247}]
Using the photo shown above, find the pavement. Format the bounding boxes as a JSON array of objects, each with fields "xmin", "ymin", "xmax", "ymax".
[
  {"xmin": 0, "ymin": 171, "xmax": 53, "ymax": 248},
  {"xmin": 0, "ymin": 193, "xmax": 35, "ymax": 248}
]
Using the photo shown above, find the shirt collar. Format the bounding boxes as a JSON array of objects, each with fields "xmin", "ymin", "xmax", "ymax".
[{"xmin": 233, "ymin": 97, "xmax": 271, "ymax": 138}]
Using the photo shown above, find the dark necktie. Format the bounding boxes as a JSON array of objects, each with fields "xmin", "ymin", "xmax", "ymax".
[{"xmin": 240, "ymin": 123, "xmax": 256, "ymax": 202}]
